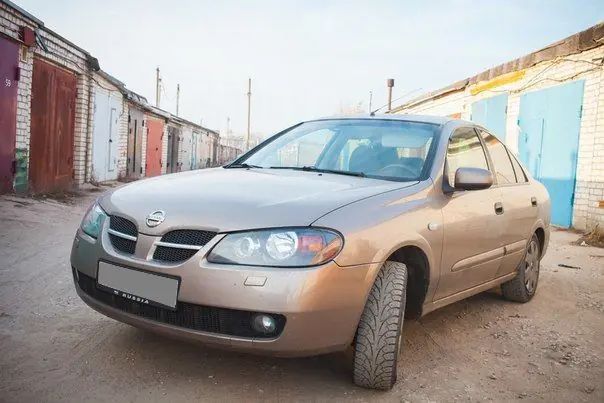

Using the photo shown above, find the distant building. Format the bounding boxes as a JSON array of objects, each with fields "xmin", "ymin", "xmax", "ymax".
[
  {"xmin": 221, "ymin": 132, "xmax": 265, "ymax": 153},
  {"xmin": 0, "ymin": 0, "xmax": 223, "ymax": 194}
]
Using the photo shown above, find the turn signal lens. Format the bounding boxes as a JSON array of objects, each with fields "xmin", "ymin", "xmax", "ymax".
[{"xmin": 80, "ymin": 202, "xmax": 107, "ymax": 239}]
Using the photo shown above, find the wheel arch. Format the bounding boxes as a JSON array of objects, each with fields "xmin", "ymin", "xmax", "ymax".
[{"xmin": 384, "ymin": 244, "xmax": 431, "ymax": 319}]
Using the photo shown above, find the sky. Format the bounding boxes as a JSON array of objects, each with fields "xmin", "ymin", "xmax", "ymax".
[{"xmin": 15, "ymin": 0, "xmax": 604, "ymax": 137}]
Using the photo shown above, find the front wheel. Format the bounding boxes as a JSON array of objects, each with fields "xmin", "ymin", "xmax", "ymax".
[
  {"xmin": 501, "ymin": 233, "xmax": 541, "ymax": 302},
  {"xmin": 352, "ymin": 261, "xmax": 408, "ymax": 390}
]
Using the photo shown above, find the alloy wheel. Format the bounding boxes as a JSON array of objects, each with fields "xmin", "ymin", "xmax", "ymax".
[{"xmin": 524, "ymin": 239, "xmax": 540, "ymax": 294}]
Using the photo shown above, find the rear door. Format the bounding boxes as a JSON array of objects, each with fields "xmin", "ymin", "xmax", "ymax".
[
  {"xmin": 479, "ymin": 129, "xmax": 536, "ymax": 276},
  {"xmin": 436, "ymin": 127, "xmax": 504, "ymax": 300}
]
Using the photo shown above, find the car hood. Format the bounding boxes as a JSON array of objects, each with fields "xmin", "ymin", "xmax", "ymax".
[{"xmin": 100, "ymin": 168, "xmax": 417, "ymax": 234}]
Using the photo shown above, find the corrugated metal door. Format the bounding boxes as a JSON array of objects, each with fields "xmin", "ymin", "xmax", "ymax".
[
  {"xmin": 92, "ymin": 87, "xmax": 120, "ymax": 182},
  {"xmin": 127, "ymin": 107, "xmax": 144, "ymax": 178},
  {"xmin": 30, "ymin": 58, "xmax": 77, "ymax": 193},
  {"xmin": 145, "ymin": 116, "xmax": 163, "ymax": 177},
  {"xmin": 0, "ymin": 36, "xmax": 19, "ymax": 193},
  {"xmin": 471, "ymin": 93, "xmax": 508, "ymax": 142},
  {"xmin": 518, "ymin": 80, "xmax": 584, "ymax": 227}
]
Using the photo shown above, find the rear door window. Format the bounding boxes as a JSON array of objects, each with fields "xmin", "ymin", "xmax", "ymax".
[
  {"xmin": 479, "ymin": 130, "xmax": 516, "ymax": 185},
  {"xmin": 508, "ymin": 151, "xmax": 528, "ymax": 183}
]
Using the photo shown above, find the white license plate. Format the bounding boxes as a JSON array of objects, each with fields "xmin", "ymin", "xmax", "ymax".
[{"xmin": 97, "ymin": 261, "xmax": 180, "ymax": 310}]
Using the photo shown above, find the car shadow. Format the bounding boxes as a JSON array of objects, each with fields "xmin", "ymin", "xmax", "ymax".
[{"xmin": 94, "ymin": 289, "xmax": 508, "ymax": 397}]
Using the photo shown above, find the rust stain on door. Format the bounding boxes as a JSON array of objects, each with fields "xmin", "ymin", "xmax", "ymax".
[
  {"xmin": 0, "ymin": 36, "xmax": 19, "ymax": 193},
  {"xmin": 30, "ymin": 58, "xmax": 77, "ymax": 193}
]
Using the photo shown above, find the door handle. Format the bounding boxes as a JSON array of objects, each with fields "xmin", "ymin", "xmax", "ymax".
[
  {"xmin": 494, "ymin": 202, "xmax": 504, "ymax": 215},
  {"xmin": 531, "ymin": 197, "xmax": 537, "ymax": 207}
]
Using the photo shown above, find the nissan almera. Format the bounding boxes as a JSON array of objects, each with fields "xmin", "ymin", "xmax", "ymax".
[{"xmin": 71, "ymin": 115, "xmax": 550, "ymax": 390}]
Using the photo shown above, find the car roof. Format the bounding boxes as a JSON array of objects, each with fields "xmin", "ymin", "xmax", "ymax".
[{"xmin": 309, "ymin": 113, "xmax": 456, "ymax": 126}]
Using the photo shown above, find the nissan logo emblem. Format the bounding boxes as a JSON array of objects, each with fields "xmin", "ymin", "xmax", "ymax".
[{"xmin": 146, "ymin": 210, "xmax": 166, "ymax": 227}]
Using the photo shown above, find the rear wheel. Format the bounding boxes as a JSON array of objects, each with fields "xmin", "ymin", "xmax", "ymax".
[
  {"xmin": 501, "ymin": 233, "xmax": 541, "ymax": 302},
  {"xmin": 352, "ymin": 261, "xmax": 408, "ymax": 390}
]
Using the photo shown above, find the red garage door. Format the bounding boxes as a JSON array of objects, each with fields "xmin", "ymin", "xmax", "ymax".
[
  {"xmin": 146, "ymin": 116, "xmax": 164, "ymax": 177},
  {"xmin": 30, "ymin": 58, "xmax": 77, "ymax": 193},
  {"xmin": 0, "ymin": 36, "xmax": 19, "ymax": 193}
]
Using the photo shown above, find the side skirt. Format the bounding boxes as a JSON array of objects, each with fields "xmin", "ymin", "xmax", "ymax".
[{"xmin": 421, "ymin": 272, "xmax": 517, "ymax": 316}]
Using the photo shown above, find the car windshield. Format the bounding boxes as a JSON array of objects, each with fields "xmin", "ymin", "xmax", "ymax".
[{"xmin": 236, "ymin": 119, "xmax": 439, "ymax": 181}]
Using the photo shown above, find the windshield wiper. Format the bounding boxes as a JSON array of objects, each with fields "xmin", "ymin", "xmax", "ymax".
[
  {"xmin": 269, "ymin": 166, "xmax": 366, "ymax": 178},
  {"xmin": 224, "ymin": 163, "xmax": 263, "ymax": 169}
]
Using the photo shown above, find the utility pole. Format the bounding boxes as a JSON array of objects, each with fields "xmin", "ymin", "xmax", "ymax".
[
  {"xmin": 155, "ymin": 67, "xmax": 161, "ymax": 107},
  {"xmin": 176, "ymin": 84, "xmax": 180, "ymax": 116},
  {"xmin": 387, "ymin": 78, "xmax": 394, "ymax": 112},
  {"xmin": 246, "ymin": 78, "xmax": 252, "ymax": 151},
  {"xmin": 368, "ymin": 91, "xmax": 373, "ymax": 113}
]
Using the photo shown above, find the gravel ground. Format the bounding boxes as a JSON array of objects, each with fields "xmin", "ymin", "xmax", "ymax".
[{"xmin": 0, "ymin": 188, "xmax": 602, "ymax": 402}]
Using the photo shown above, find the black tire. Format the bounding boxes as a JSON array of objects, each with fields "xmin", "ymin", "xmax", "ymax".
[
  {"xmin": 501, "ymin": 233, "xmax": 541, "ymax": 303},
  {"xmin": 353, "ymin": 261, "xmax": 408, "ymax": 390}
]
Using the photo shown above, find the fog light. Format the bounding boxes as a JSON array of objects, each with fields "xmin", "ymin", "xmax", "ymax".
[{"xmin": 251, "ymin": 314, "xmax": 276, "ymax": 334}]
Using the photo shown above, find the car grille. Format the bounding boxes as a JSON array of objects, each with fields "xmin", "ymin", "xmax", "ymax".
[
  {"xmin": 109, "ymin": 216, "xmax": 137, "ymax": 236},
  {"xmin": 153, "ymin": 230, "xmax": 217, "ymax": 263},
  {"xmin": 108, "ymin": 216, "xmax": 138, "ymax": 255},
  {"xmin": 74, "ymin": 269, "xmax": 285, "ymax": 339}
]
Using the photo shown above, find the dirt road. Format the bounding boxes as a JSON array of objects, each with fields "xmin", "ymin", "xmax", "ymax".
[{"xmin": 0, "ymin": 189, "xmax": 602, "ymax": 402}]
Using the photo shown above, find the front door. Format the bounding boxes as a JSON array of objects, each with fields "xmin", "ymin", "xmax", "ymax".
[
  {"xmin": 436, "ymin": 127, "xmax": 504, "ymax": 300},
  {"xmin": 518, "ymin": 80, "xmax": 584, "ymax": 227},
  {"xmin": 0, "ymin": 36, "xmax": 19, "ymax": 193}
]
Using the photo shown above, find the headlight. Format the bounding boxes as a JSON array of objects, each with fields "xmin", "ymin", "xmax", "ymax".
[
  {"xmin": 80, "ymin": 202, "xmax": 107, "ymax": 239},
  {"xmin": 207, "ymin": 228, "xmax": 343, "ymax": 267}
]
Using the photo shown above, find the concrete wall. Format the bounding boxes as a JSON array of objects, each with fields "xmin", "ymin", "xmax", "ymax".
[{"xmin": 393, "ymin": 45, "xmax": 604, "ymax": 230}]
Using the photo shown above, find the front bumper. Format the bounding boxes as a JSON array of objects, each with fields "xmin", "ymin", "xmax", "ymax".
[{"xmin": 71, "ymin": 228, "xmax": 380, "ymax": 357}]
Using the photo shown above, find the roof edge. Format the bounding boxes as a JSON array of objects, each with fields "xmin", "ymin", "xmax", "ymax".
[{"xmin": 390, "ymin": 22, "xmax": 604, "ymax": 112}]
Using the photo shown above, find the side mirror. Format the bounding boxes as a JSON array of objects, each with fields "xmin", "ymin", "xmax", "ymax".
[{"xmin": 454, "ymin": 167, "xmax": 493, "ymax": 191}]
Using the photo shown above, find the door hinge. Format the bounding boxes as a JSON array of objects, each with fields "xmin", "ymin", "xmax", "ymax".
[
  {"xmin": 571, "ymin": 192, "xmax": 576, "ymax": 205},
  {"xmin": 579, "ymin": 105, "xmax": 583, "ymax": 118}
]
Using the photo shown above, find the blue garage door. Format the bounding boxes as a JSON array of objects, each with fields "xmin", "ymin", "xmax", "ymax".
[
  {"xmin": 518, "ymin": 80, "xmax": 584, "ymax": 228},
  {"xmin": 471, "ymin": 93, "xmax": 508, "ymax": 142}
]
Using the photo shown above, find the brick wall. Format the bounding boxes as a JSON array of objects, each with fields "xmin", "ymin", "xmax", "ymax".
[
  {"xmin": 1, "ymin": 2, "xmax": 93, "ymax": 192},
  {"xmin": 117, "ymin": 103, "xmax": 129, "ymax": 178},
  {"xmin": 161, "ymin": 122, "xmax": 168, "ymax": 174},
  {"xmin": 393, "ymin": 46, "xmax": 604, "ymax": 230}
]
